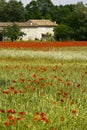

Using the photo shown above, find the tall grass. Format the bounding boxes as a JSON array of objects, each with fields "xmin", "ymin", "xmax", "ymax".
[
  {"xmin": 0, "ymin": 48, "xmax": 87, "ymax": 60},
  {"xmin": 0, "ymin": 47, "xmax": 87, "ymax": 130}
]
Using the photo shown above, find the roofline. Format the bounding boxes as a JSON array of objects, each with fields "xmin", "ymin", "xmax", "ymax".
[{"xmin": 0, "ymin": 20, "xmax": 57, "ymax": 27}]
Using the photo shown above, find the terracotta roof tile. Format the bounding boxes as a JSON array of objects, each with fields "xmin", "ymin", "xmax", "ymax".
[
  {"xmin": 0, "ymin": 20, "xmax": 57, "ymax": 27},
  {"xmin": 29, "ymin": 19, "xmax": 57, "ymax": 26}
]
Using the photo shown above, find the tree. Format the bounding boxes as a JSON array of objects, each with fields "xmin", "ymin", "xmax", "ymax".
[
  {"xmin": 25, "ymin": 0, "xmax": 42, "ymax": 20},
  {"xmin": 53, "ymin": 4, "xmax": 75, "ymax": 24},
  {"xmin": 0, "ymin": 0, "xmax": 26, "ymax": 22},
  {"xmin": 3, "ymin": 24, "xmax": 25, "ymax": 41},
  {"xmin": 57, "ymin": 2, "xmax": 87, "ymax": 41},
  {"xmin": 25, "ymin": 0, "xmax": 54, "ymax": 20},
  {"xmin": 54, "ymin": 24, "xmax": 74, "ymax": 41},
  {"xmin": 0, "ymin": 0, "xmax": 7, "ymax": 21},
  {"xmin": 73, "ymin": 2, "xmax": 87, "ymax": 40},
  {"xmin": 4, "ymin": 0, "xmax": 25, "ymax": 22},
  {"xmin": 37, "ymin": 0, "xmax": 53, "ymax": 19}
]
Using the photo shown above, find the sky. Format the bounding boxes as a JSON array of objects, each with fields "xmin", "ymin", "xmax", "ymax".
[
  {"xmin": 6, "ymin": 0, "xmax": 87, "ymax": 6},
  {"xmin": 18, "ymin": 0, "xmax": 87, "ymax": 6}
]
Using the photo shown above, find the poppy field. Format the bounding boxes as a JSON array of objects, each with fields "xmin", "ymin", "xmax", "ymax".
[
  {"xmin": 0, "ymin": 41, "xmax": 87, "ymax": 49},
  {"xmin": 0, "ymin": 43, "xmax": 87, "ymax": 130}
]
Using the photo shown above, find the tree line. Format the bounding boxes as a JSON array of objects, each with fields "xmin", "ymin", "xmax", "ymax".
[{"xmin": 0, "ymin": 0, "xmax": 87, "ymax": 41}]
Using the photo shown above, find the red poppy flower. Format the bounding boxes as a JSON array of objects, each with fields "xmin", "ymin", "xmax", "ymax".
[
  {"xmin": 40, "ymin": 112, "xmax": 45, "ymax": 117},
  {"xmin": 34, "ymin": 117, "xmax": 39, "ymax": 122},
  {"xmin": 39, "ymin": 78, "xmax": 44, "ymax": 80},
  {"xmin": 67, "ymin": 83, "xmax": 71, "ymax": 86},
  {"xmin": 16, "ymin": 117, "xmax": 22, "ymax": 121},
  {"xmin": 4, "ymin": 121, "xmax": 9, "ymax": 126},
  {"xmin": 41, "ymin": 117, "xmax": 48, "ymax": 123},
  {"xmin": 12, "ymin": 80, "xmax": 16, "ymax": 83},
  {"xmin": 77, "ymin": 84, "xmax": 81, "ymax": 88},
  {"xmin": 18, "ymin": 89, "xmax": 23, "ymax": 93},
  {"xmin": 33, "ymin": 87, "xmax": 37, "ymax": 91},
  {"xmin": 19, "ymin": 112, "xmax": 25, "ymax": 116},
  {"xmin": 10, "ymin": 87, "xmax": 15, "ymax": 93},
  {"xmin": 0, "ymin": 109, "xmax": 5, "ymax": 113},
  {"xmin": 57, "ymin": 92, "xmax": 61, "ymax": 96},
  {"xmin": 8, "ymin": 109, "xmax": 13, "ymax": 113},
  {"xmin": 8, "ymin": 116, "xmax": 14, "ymax": 120},
  {"xmin": 70, "ymin": 102, "xmax": 75, "ymax": 105},
  {"xmin": 54, "ymin": 76, "xmax": 57, "ymax": 78},
  {"xmin": 8, "ymin": 109, "xmax": 16, "ymax": 114},
  {"xmin": 2, "ymin": 91, "xmax": 9, "ymax": 94},
  {"xmin": 60, "ymin": 99, "xmax": 64, "ymax": 102},
  {"xmin": 58, "ymin": 78, "xmax": 63, "ymax": 82},
  {"xmin": 41, "ymin": 84, "xmax": 45, "ymax": 89},
  {"xmin": 33, "ymin": 74, "xmax": 37, "ymax": 78},
  {"xmin": 14, "ymin": 91, "xmax": 18, "ymax": 94},
  {"xmin": 20, "ymin": 79, "xmax": 25, "ymax": 83},
  {"xmin": 43, "ymin": 67, "xmax": 47, "ymax": 71},
  {"xmin": 72, "ymin": 110, "xmax": 77, "ymax": 114},
  {"xmin": 11, "ymin": 119, "xmax": 15, "ymax": 126},
  {"xmin": 36, "ymin": 112, "xmax": 40, "ymax": 115},
  {"xmin": 55, "ymin": 65, "xmax": 58, "ymax": 68},
  {"xmin": 64, "ymin": 92, "xmax": 68, "ymax": 96},
  {"xmin": 85, "ymin": 71, "xmax": 87, "ymax": 74}
]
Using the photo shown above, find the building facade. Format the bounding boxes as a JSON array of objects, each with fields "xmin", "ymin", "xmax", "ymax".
[{"xmin": 0, "ymin": 20, "xmax": 57, "ymax": 41}]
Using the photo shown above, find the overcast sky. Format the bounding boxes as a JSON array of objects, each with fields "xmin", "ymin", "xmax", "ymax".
[
  {"xmin": 6, "ymin": 0, "xmax": 87, "ymax": 6},
  {"xmin": 18, "ymin": 0, "xmax": 87, "ymax": 6}
]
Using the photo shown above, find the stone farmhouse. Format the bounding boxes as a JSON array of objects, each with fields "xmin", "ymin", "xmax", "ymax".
[{"xmin": 0, "ymin": 19, "xmax": 57, "ymax": 41}]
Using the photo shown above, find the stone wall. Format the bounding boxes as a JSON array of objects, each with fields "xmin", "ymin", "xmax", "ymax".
[{"xmin": 21, "ymin": 26, "xmax": 54, "ymax": 41}]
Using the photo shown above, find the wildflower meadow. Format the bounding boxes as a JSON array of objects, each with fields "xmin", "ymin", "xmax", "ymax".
[{"xmin": 0, "ymin": 42, "xmax": 87, "ymax": 130}]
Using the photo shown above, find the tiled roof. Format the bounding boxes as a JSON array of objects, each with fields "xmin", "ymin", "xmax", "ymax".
[
  {"xmin": 0, "ymin": 20, "xmax": 57, "ymax": 27},
  {"xmin": 29, "ymin": 19, "xmax": 57, "ymax": 26},
  {"xmin": 0, "ymin": 22, "xmax": 36, "ymax": 27}
]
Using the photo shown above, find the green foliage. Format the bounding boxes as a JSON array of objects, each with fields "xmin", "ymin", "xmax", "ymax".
[
  {"xmin": 41, "ymin": 33, "xmax": 54, "ymax": 41},
  {"xmin": 54, "ymin": 24, "xmax": 74, "ymax": 41},
  {"xmin": 25, "ymin": 0, "xmax": 54, "ymax": 20},
  {"xmin": 0, "ymin": 0, "xmax": 25, "ymax": 22},
  {"xmin": 25, "ymin": 0, "xmax": 42, "ymax": 20},
  {"xmin": 0, "ymin": 0, "xmax": 7, "ymax": 21},
  {"xmin": 37, "ymin": 0, "xmax": 53, "ymax": 19},
  {"xmin": 6, "ymin": 0, "xmax": 25, "ymax": 22},
  {"xmin": 3, "ymin": 24, "xmax": 25, "ymax": 41},
  {"xmin": 61, "ymin": 2, "xmax": 87, "ymax": 41}
]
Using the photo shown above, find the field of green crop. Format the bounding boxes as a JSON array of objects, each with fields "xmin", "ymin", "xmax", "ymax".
[{"xmin": 0, "ymin": 47, "xmax": 87, "ymax": 130}]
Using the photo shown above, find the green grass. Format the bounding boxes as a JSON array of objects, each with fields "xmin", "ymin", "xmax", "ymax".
[{"xmin": 0, "ymin": 47, "xmax": 87, "ymax": 130}]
